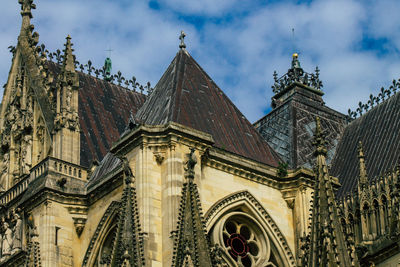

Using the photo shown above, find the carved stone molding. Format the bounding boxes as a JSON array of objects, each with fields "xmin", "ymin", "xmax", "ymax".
[
  {"xmin": 73, "ymin": 217, "xmax": 87, "ymax": 237},
  {"xmin": 153, "ymin": 152, "xmax": 165, "ymax": 165},
  {"xmin": 82, "ymin": 201, "xmax": 120, "ymax": 267},
  {"xmin": 205, "ymin": 190, "xmax": 296, "ymax": 267},
  {"xmin": 285, "ymin": 198, "xmax": 295, "ymax": 209},
  {"xmin": 67, "ymin": 205, "xmax": 88, "ymax": 237}
]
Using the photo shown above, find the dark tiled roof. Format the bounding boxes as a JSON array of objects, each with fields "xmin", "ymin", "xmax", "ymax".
[
  {"xmin": 86, "ymin": 152, "xmax": 121, "ymax": 189},
  {"xmin": 78, "ymin": 74, "xmax": 146, "ymax": 167},
  {"xmin": 47, "ymin": 62, "xmax": 147, "ymax": 167},
  {"xmin": 135, "ymin": 50, "xmax": 281, "ymax": 167},
  {"xmin": 331, "ymin": 92, "xmax": 400, "ymax": 197}
]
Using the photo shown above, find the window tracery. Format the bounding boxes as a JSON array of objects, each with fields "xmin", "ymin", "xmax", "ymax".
[{"xmin": 210, "ymin": 211, "xmax": 281, "ymax": 267}]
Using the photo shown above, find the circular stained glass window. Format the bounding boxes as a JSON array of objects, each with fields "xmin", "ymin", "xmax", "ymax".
[{"xmin": 211, "ymin": 211, "xmax": 276, "ymax": 267}]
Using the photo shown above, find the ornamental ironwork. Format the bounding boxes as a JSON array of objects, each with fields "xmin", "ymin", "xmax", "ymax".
[
  {"xmin": 29, "ymin": 43, "xmax": 155, "ymax": 96},
  {"xmin": 272, "ymin": 53, "xmax": 323, "ymax": 94},
  {"xmin": 347, "ymin": 79, "xmax": 400, "ymax": 121}
]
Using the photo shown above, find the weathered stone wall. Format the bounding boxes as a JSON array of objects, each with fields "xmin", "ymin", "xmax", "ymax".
[{"xmin": 118, "ymin": 138, "xmax": 301, "ymax": 266}]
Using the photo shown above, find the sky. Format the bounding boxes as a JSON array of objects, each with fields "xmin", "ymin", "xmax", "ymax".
[{"xmin": 0, "ymin": 0, "xmax": 400, "ymax": 122}]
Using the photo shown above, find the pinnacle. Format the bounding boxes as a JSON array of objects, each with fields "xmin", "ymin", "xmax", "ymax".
[
  {"xmin": 357, "ymin": 141, "xmax": 368, "ymax": 186},
  {"xmin": 357, "ymin": 141, "xmax": 364, "ymax": 158},
  {"xmin": 19, "ymin": 0, "xmax": 36, "ymax": 19},
  {"xmin": 313, "ymin": 117, "xmax": 327, "ymax": 156},
  {"xmin": 62, "ymin": 35, "xmax": 76, "ymax": 73}
]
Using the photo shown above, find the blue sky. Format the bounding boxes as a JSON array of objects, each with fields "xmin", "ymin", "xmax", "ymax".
[{"xmin": 0, "ymin": 0, "xmax": 400, "ymax": 122}]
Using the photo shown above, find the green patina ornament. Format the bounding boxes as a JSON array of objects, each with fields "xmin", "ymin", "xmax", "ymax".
[{"xmin": 104, "ymin": 57, "xmax": 112, "ymax": 81}]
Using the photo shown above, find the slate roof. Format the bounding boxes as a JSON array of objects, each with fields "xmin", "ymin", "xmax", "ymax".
[
  {"xmin": 135, "ymin": 50, "xmax": 281, "ymax": 167},
  {"xmin": 331, "ymin": 92, "xmax": 400, "ymax": 197},
  {"xmin": 47, "ymin": 62, "xmax": 147, "ymax": 167},
  {"xmin": 86, "ymin": 152, "xmax": 121, "ymax": 189},
  {"xmin": 78, "ymin": 74, "xmax": 146, "ymax": 167}
]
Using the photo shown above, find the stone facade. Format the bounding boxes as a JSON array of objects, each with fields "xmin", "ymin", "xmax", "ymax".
[{"xmin": 0, "ymin": 1, "xmax": 399, "ymax": 267}]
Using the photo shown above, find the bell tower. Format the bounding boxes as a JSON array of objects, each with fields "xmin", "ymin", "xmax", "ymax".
[{"xmin": 255, "ymin": 54, "xmax": 347, "ymax": 169}]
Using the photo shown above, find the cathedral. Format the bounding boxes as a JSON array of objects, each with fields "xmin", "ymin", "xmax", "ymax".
[{"xmin": 0, "ymin": 0, "xmax": 400, "ymax": 266}]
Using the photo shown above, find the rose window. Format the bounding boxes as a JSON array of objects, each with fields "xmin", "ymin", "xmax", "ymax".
[{"xmin": 211, "ymin": 211, "xmax": 278, "ymax": 267}]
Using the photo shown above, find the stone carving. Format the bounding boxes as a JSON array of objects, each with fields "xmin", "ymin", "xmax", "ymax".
[
  {"xmin": 36, "ymin": 120, "xmax": 45, "ymax": 161},
  {"xmin": 184, "ymin": 148, "xmax": 197, "ymax": 178},
  {"xmin": 0, "ymin": 211, "xmax": 25, "ymax": 262},
  {"xmin": 0, "ymin": 153, "xmax": 9, "ymax": 192},
  {"xmin": 65, "ymin": 87, "xmax": 72, "ymax": 111},
  {"xmin": 2, "ymin": 222, "xmax": 12, "ymax": 256},
  {"xmin": 21, "ymin": 134, "xmax": 32, "ymax": 174},
  {"xmin": 12, "ymin": 213, "xmax": 22, "ymax": 252}
]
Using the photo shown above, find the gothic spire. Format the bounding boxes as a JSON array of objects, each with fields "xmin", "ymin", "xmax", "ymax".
[
  {"xmin": 305, "ymin": 117, "xmax": 358, "ymax": 267},
  {"xmin": 110, "ymin": 158, "xmax": 145, "ymax": 267},
  {"xmin": 62, "ymin": 35, "xmax": 76, "ymax": 73},
  {"xmin": 171, "ymin": 148, "xmax": 214, "ymax": 267}
]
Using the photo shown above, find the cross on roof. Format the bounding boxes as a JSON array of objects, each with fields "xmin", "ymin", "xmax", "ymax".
[
  {"xmin": 179, "ymin": 31, "xmax": 186, "ymax": 50},
  {"xmin": 105, "ymin": 48, "xmax": 113, "ymax": 58}
]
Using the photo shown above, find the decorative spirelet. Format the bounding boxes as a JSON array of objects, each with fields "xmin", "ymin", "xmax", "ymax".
[{"xmin": 271, "ymin": 53, "xmax": 323, "ymax": 94}]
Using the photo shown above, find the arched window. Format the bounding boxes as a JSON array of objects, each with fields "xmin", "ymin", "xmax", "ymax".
[
  {"xmin": 381, "ymin": 195, "xmax": 388, "ymax": 232},
  {"xmin": 82, "ymin": 201, "xmax": 120, "ymax": 267},
  {"xmin": 93, "ymin": 224, "xmax": 117, "ymax": 266},
  {"xmin": 206, "ymin": 191, "xmax": 296, "ymax": 267},
  {"xmin": 373, "ymin": 199, "xmax": 380, "ymax": 237},
  {"xmin": 362, "ymin": 202, "xmax": 372, "ymax": 239},
  {"xmin": 211, "ymin": 211, "xmax": 276, "ymax": 267}
]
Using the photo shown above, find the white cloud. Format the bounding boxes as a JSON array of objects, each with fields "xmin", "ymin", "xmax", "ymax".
[{"xmin": 0, "ymin": 0, "xmax": 399, "ymax": 122}]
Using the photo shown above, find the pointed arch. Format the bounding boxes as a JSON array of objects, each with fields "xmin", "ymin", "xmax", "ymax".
[
  {"xmin": 204, "ymin": 190, "xmax": 296, "ymax": 267},
  {"xmin": 82, "ymin": 201, "xmax": 120, "ymax": 267}
]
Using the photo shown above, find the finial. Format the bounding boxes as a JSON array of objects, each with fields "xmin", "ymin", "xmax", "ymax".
[
  {"xmin": 313, "ymin": 117, "xmax": 327, "ymax": 156},
  {"xmin": 357, "ymin": 141, "xmax": 364, "ymax": 159},
  {"xmin": 184, "ymin": 148, "xmax": 197, "ymax": 179},
  {"xmin": 291, "ymin": 52, "xmax": 301, "ymax": 69},
  {"xmin": 19, "ymin": 0, "xmax": 36, "ymax": 19},
  {"xmin": 179, "ymin": 30, "xmax": 186, "ymax": 50},
  {"xmin": 104, "ymin": 57, "xmax": 112, "ymax": 81},
  {"xmin": 62, "ymin": 35, "xmax": 76, "ymax": 72}
]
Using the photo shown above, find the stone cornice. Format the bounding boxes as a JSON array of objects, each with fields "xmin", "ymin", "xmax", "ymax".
[
  {"xmin": 111, "ymin": 122, "xmax": 214, "ymax": 157},
  {"xmin": 111, "ymin": 121, "xmax": 319, "ymax": 193}
]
